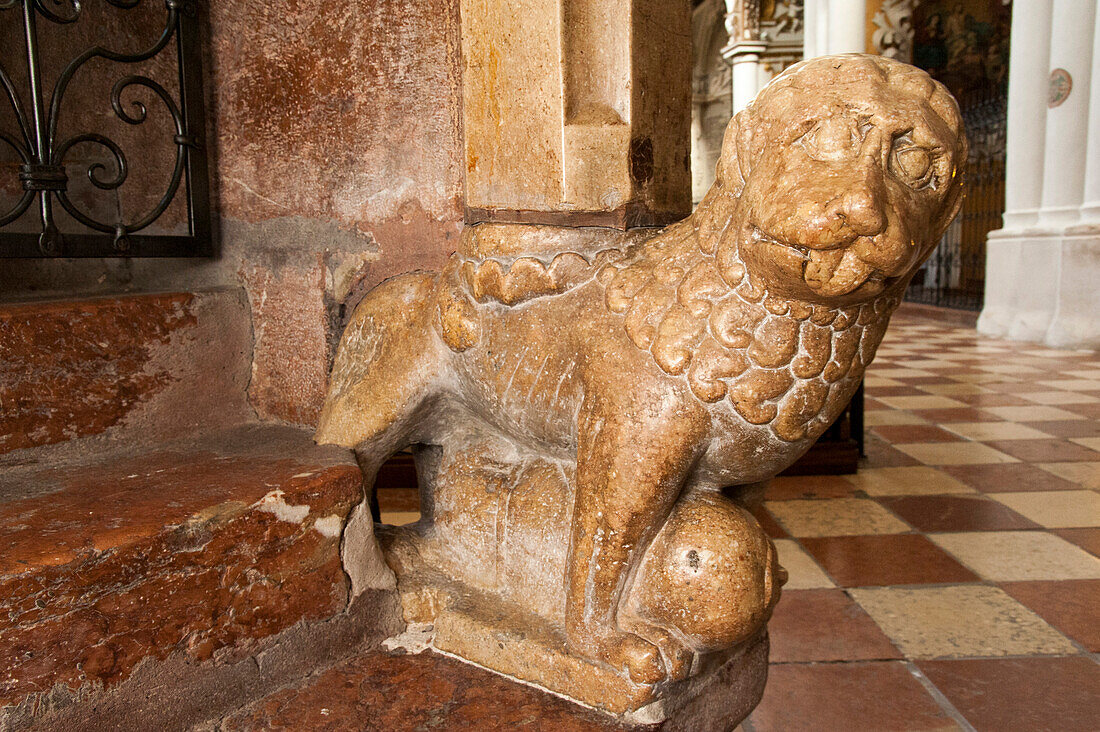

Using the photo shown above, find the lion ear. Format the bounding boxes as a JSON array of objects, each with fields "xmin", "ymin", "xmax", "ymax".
[
  {"xmin": 938, "ymin": 133, "xmax": 970, "ymax": 237},
  {"xmin": 696, "ymin": 109, "xmax": 754, "ymax": 254},
  {"xmin": 714, "ymin": 108, "xmax": 755, "ymax": 197},
  {"xmin": 696, "ymin": 108, "xmax": 759, "ymax": 254}
]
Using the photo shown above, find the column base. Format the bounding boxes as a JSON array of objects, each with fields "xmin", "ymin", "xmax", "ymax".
[
  {"xmin": 980, "ymin": 229, "xmax": 1056, "ymax": 342},
  {"xmin": 1073, "ymin": 202, "xmax": 1100, "ymax": 225},
  {"xmin": 1045, "ymin": 229, "xmax": 1100, "ymax": 349},
  {"xmin": 980, "ymin": 226, "xmax": 1100, "ymax": 349}
]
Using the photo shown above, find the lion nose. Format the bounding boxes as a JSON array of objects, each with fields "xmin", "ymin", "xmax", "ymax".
[{"xmin": 824, "ymin": 177, "xmax": 887, "ymax": 240}]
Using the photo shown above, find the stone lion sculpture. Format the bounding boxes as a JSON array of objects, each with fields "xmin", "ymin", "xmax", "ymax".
[{"xmin": 317, "ymin": 55, "xmax": 966, "ymax": 701}]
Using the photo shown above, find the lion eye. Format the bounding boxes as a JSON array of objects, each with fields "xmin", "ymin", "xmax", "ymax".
[{"xmin": 890, "ymin": 137, "xmax": 935, "ymax": 189}]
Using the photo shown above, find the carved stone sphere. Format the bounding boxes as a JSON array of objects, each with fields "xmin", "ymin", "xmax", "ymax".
[{"xmin": 624, "ymin": 493, "xmax": 784, "ymax": 654}]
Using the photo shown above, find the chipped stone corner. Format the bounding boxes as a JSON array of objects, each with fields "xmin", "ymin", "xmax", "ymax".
[
  {"xmin": 254, "ymin": 488, "xmax": 312, "ymax": 524},
  {"xmin": 341, "ymin": 499, "xmax": 399, "ymax": 597},
  {"xmin": 381, "ymin": 622, "xmax": 435, "ymax": 655}
]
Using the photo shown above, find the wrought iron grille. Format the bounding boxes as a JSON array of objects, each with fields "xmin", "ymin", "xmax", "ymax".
[
  {"xmin": 0, "ymin": 0, "xmax": 210, "ymax": 257},
  {"xmin": 906, "ymin": 88, "xmax": 1006, "ymax": 311}
]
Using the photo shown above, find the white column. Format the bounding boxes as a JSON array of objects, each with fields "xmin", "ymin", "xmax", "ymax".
[
  {"xmin": 803, "ymin": 0, "xmax": 818, "ymax": 58},
  {"xmin": 826, "ymin": 0, "xmax": 867, "ymax": 54},
  {"xmin": 1038, "ymin": 0, "xmax": 1097, "ymax": 227},
  {"xmin": 815, "ymin": 2, "xmax": 830, "ymax": 58},
  {"xmin": 1078, "ymin": 8, "xmax": 1100, "ymax": 224},
  {"xmin": 978, "ymin": 1, "xmax": 1054, "ymax": 339},
  {"xmin": 730, "ymin": 43, "xmax": 767, "ymax": 113},
  {"xmin": 1001, "ymin": 0, "xmax": 1054, "ymax": 230},
  {"xmin": 1045, "ymin": 3, "xmax": 1100, "ymax": 348}
]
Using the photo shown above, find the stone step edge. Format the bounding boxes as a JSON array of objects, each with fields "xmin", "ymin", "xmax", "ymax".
[{"xmin": 3, "ymin": 590, "xmax": 403, "ymax": 732}]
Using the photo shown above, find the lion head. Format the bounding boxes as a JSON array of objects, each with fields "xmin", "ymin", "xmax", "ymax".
[
  {"xmin": 599, "ymin": 55, "xmax": 966, "ymax": 440},
  {"xmin": 444, "ymin": 56, "xmax": 966, "ymax": 441},
  {"xmin": 698, "ymin": 54, "xmax": 967, "ymax": 305}
]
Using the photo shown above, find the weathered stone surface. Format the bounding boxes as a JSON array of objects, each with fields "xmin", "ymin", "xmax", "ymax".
[
  {"xmin": 15, "ymin": 591, "xmax": 403, "ymax": 732},
  {"xmin": 240, "ymin": 258, "xmax": 332, "ymax": 426},
  {"xmin": 209, "ymin": 0, "xmax": 463, "ymax": 233},
  {"xmin": 316, "ymin": 55, "xmax": 967, "ymax": 721},
  {"xmin": 0, "ymin": 424, "xmax": 374, "ymax": 713},
  {"xmin": 1, "ymin": 0, "xmax": 467, "ymax": 429},
  {"xmin": 0, "ymin": 287, "xmax": 401, "ymax": 727},
  {"xmin": 377, "ymin": 534, "xmax": 770, "ymax": 722},
  {"xmin": 208, "ymin": 0, "xmax": 466, "ymax": 425},
  {"xmin": 0, "ymin": 291, "xmax": 251, "ymax": 455}
]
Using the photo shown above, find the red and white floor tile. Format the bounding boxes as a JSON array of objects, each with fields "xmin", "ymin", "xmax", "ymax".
[{"xmin": 745, "ymin": 314, "xmax": 1100, "ymax": 731}]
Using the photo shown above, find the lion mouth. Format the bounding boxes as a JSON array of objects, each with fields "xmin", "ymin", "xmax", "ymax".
[{"xmin": 750, "ymin": 227, "xmax": 885, "ymax": 297}]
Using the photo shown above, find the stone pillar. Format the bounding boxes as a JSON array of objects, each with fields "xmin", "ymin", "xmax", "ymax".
[
  {"xmin": 460, "ymin": 0, "xmax": 691, "ymax": 228},
  {"xmin": 721, "ymin": 1, "xmax": 767, "ymax": 114},
  {"xmin": 729, "ymin": 43, "xmax": 767, "ymax": 113},
  {"xmin": 1082, "ymin": 7, "xmax": 1100, "ymax": 225},
  {"xmin": 801, "ymin": 0, "xmax": 865, "ymax": 60},
  {"xmin": 980, "ymin": 2, "xmax": 1100, "ymax": 348},
  {"xmin": 1038, "ymin": 0, "xmax": 1096, "ymax": 227},
  {"xmin": 691, "ymin": 0, "xmax": 733, "ymax": 204},
  {"xmin": 1001, "ymin": 1, "xmax": 1054, "ymax": 230},
  {"xmin": 1045, "ymin": 2, "xmax": 1100, "ymax": 347},
  {"xmin": 977, "ymin": 0, "xmax": 1053, "ymax": 338},
  {"xmin": 803, "ymin": 0, "xmax": 819, "ymax": 58},
  {"xmin": 813, "ymin": 2, "xmax": 830, "ymax": 57},
  {"xmin": 826, "ymin": 0, "xmax": 867, "ymax": 54}
]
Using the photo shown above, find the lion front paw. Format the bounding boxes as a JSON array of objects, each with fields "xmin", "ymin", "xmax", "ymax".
[
  {"xmin": 570, "ymin": 627, "xmax": 677, "ymax": 684},
  {"xmin": 601, "ymin": 632, "xmax": 667, "ymax": 685},
  {"xmin": 619, "ymin": 621, "xmax": 695, "ymax": 682}
]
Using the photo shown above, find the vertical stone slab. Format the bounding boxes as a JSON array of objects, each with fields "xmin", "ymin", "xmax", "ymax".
[
  {"xmin": 461, "ymin": 0, "xmax": 691, "ymax": 226},
  {"xmin": 561, "ymin": 0, "xmax": 633, "ymax": 212},
  {"xmin": 460, "ymin": 0, "xmax": 566, "ymax": 212},
  {"xmin": 631, "ymin": 0, "xmax": 693, "ymax": 221}
]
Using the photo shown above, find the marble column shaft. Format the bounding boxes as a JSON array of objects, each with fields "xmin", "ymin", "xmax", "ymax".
[
  {"xmin": 1079, "ymin": 8, "xmax": 1100, "ymax": 224},
  {"xmin": 979, "ymin": 3, "xmax": 1100, "ymax": 348},
  {"xmin": 1039, "ymin": 0, "xmax": 1096, "ymax": 226},
  {"xmin": 803, "ymin": 0, "xmax": 866, "ymax": 59}
]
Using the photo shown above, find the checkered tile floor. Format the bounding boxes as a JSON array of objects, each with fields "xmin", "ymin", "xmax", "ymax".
[
  {"xmin": 378, "ymin": 313, "xmax": 1100, "ymax": 731},
  {"xmin": 745, "ymin": 314, "xmax": 1100, "ymax": 731}
]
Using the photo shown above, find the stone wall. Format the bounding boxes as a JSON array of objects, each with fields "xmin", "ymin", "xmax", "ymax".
[{"xmin": 0, "ymin": 0, "xmax": 465, "ymax": 426}]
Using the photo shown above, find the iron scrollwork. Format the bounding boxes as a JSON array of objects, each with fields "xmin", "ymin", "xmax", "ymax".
[{"xmin": 0, "ymin": 0, "xmax": 210, "ymax": 257}]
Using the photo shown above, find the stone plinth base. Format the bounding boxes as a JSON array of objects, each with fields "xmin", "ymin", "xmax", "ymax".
[
  {"xmin": 378, "ymin": 525, "xmax": 769, "ymax": 729},
  {"xmin": 979, "ymin": 225, "xmax": 1100, "ymax": 349}
]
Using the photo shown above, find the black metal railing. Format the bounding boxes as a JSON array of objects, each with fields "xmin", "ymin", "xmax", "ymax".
[
  {"xmin": 0, "ymin": 0, "xmax": 209, "ymax": 257},
  {"xmin": 906, "ymin": 88, "xmax": 1006, "ymax": 311}
]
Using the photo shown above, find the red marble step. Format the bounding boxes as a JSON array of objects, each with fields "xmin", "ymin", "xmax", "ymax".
[
  {"xmin": 0, "ymin": 289, "xmax": 252, "ymax": 456},
  {"xmin": 0, "ymin": 424, "xmax": 374, "ymax": 726}
]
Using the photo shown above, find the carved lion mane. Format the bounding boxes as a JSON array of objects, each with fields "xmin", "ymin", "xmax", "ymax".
[{"xmin": 442, "ymin": 55, "xmax": 967, "ymax": 443}]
